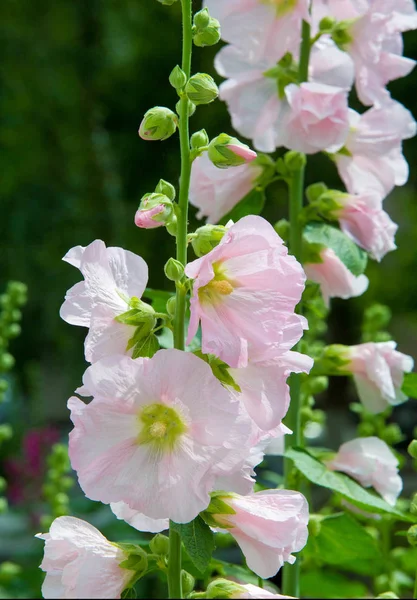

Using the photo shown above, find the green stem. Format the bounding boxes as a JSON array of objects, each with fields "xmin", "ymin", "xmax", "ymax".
[
  {"xmin": 282, "ymin": 18, "xmax": 311, "ymax": 600},
  {"xmin": 169, "ymin": 0, "xmax": 193, "ymax": 598},
  {"xmin": 414, "ymin": 562, "xmax": 417, "ymax": 600}
]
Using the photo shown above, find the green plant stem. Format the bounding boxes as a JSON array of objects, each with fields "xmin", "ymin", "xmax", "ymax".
[
  {"xmin": 168, "ymin": 1, "xmax": 193, "ymax": 598},
  {"xmin": 282, "ymin": 18, "xmax": 311, "ymax": 600},
  {"xmin": 414, "ymin": 563, "xmax": 417, "ymax": 599}
]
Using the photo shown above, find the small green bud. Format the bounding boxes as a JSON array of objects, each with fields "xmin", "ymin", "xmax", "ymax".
[
  {"xmin": 206, "ymin": 578, "xmax": 245, "ymax": 599},
  {"xmin": 274, "ymin": 219, "xmax": 290, "ymax": 242},
  {"xmin": 306, "ymin": 182, "xmax": 329, "ymax": 204},
  {"xmin": 156, "ymin": 0, "xmax": 178, "ymax": 5},
  {"xmin": 0, "ymin": 353, "xmax": 15, "ymax": 372},
  {"xmin": 185, "ymin": 73, "xmax": 219, "ymax": 105},
  {"xmin": 7, "ymin": 281, "xmax": 28, "ymax": 298},
  {"xmin": 284, "ymin": 150, "xmax": 307, "ymax": 172},
  {"xmin": 0, "ymin": 424, "xmax": 13, "ymax": 442},
  {"xmin": 118, "ymin": 545, "xmax": 148, "ymax": 575},
  {"xmin": 190, "ymin": 129, "xmax": 209, "ymax": 150},
  {"xmin": 169, "ymin": 65, "xmax": 187, "ymax": 90},
  {"xmin": 149, "ymin": 533, "xmax": 170, "ymax": 556},
  {"xmin": 208, "ymin": 133, "xmax": 257, "ymax": 169},
  {"xmin": 407, "ymin": 524, "xmax": 417, "ymax": 546},
  {"xmin": 164, "ymin": 258, "xmax": 184, "ymax": 282},
  {"xmin": 52, "ymin": 493, "xmax": 69, "ymax": 508},
  {"xmin": 166, "ymin": 296, "xmax": 176, "ymax": 318},
  {"xmin": 166, "ymin": 216, "xmax": 178, "ymax": 237},
  {"xmin": 0, "ymin": 478, "xmax": 6, "ymax": 494},
  {"xmin": 191, "ymin": 224, "xmax": 227, "ymax": 257},
  {"xmin": 181, "ymin": 570, "xmax": 195, "ymax": 595},
  {"xmin": 0, "ymin": 498, "xmax": 8, "ymax": 513},
  {"xmin": 139, "ymin": 106, "xmax": 178, "ymax": 141},
  {"xmin": 193, "ymin": 10, "xmax": 221, "ymax": 48},
  {"xmin": 10, "ymin": 309, "xmax": 22, "ymax": 322},
  {"xmin": 408, "ymin": 440, "xmax": 417, "ymax": 459},
  {"xmin": 308, "ymin": 515, "xmax": 322, "ymax": 537},
  {"xmin": 0, "ymin": 379, "xmax": 8, "ymax": 393},
  {"xmin": 0, "ymin": 561, "xmax": 22, "ymax": 582},
  {"xmin": 155, "ymin": 179, "xmax": 176, "ymax": 201},
  {"xmin": 176, "ymin": 98, "xmax": 196, "ymax": 118},
  {"xmin": 319, "ymin": 16, "xmax": 336, "ymax": 31},
  {"xmin": 135, "ymin": 193, "xmax": 174, "ymax": 229},
  {"xmin": 193, "ymin": 7, "xmax": 210, "ymax": 29},
  {"xmin": 60, "ymin": 476, "xmax": 74, "ymax": 490},
  {"xmin": 40, "ymin": 514, "xmax": 54, "ymax": 531},
  {"xmin": 309, "ymin": 376, "xmax": 329, "ymax": 395},
  {"xmin": 0, "ymin": 295, "xmax": 10, "ymax": 308},
  {"xmin": 381, "ymin": 424, "xmax": 404, "ymax": 445},
  {"xmin": 364, "ymin": 303, "xmax": 392, "ymax": 330},
  {"xmin": 410, "ymin": 493, "xmax": 417, "ymax": 515},
  {"xmin": 6, "ymin": 323, "xmax": 21, "ymax": 339}
]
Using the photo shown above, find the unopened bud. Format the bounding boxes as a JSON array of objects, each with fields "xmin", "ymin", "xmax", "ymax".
[
  {"xmin": 176, "ymin": 98, "xmax": 196, "ymax": 118},
  {"xmin": 407, "ymin": 524, "xmax": 417, "ymax": 546},
  {"xmin": 193, "ymin": 9, "xmax": 221, "ymax": 47},
  {"xmin": 319, "ymin": 16, "xmax": 336, "ymax": 31},
  {"xmin": 191, "ymin": 129, "xmax": 209, "ymax": 150},
  {"xmin": 0, "ymin": 498, "xmax": 8, "ymax": 514},
  {"xmin": 306, "ymin": 182, "xmax": 329, "ymax": 204},
  {"xmin": 149, "ymin": 533, "xmax": 170, "ymax": 555},
  {"xmin": 169, "ymin": 65, "xmax": 187, "ymax": 90},
  {"xmin": 185, "ymin": 73, "xmax": 219, "ymax": 105},
  {"xmin": 191, "ymin": 225, "xmax": 226, "ymax": 257},
  {"xmin": 134, "ymin": 193, "xmax": 174, "ymax": 230},
  {"xmin": 0, "ymin": 353, "xmax": 15, "ymax": 372},
  {"xmin": 206, "ymin": 578, "xmax": 245, "ymax": 599},
  {"xmin": 410, "ymin": 493, "xmax": 417, "ymax": 515},
  {"xmin": 181, "ymin": 570, "xmax": 195, "ymax": 595},
  {"xmin": 208, "ymin": 134, "xmax": 257, "ymax": 169},
  {"xmin": 166, "ymin": 296, "xmax": 176, "ymax": 317},
  {"xmin": 284, "ymin": 150, "xmax": 307, "ymax": 172},
  {"xmin": 166, "ymin": 216, "xmax": 178, "ymax": 237},
  {"xmin": 193, "ymin": 8, "xmax": 210, "ymax": 29},
  {"xmin": 274, "ymin": 219, "xmax": 289, "ymax": 242},
  {"xmin": 155, "ymin": 179, "xmax": 176, "ymax": 201},
  {"xmin": 0, "ymin": 380, "xmax": 8, "ymax": 393},
  {"xmin": 408, "ymin": 440, "xmax": 417, "ymax": 459},
  {"xmin": 164, "ymin": 258, "xmax": 184, "ymax": 282},
  {"xmin": 139, "ymin": 107, "xmax": 178, "ymax": 141},
  {"xmin": 0, "ymin": 424, "xmax": 13, "ymax": 442}
]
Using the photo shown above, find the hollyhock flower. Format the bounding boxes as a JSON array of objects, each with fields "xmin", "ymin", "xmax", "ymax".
[
  {"xmin": 327, "ymin": 437, "xmax": 403, "ymax": 505},
  {"xmin": 204, "ymin": 0, "xmax": 310, "ymax": 63},
  {"xmin": 215, "ymin": 37, "xmax": 354, "ymax": 153},
  {"xmin": 304, "ymin": 248, "xmax": 369, "ymax": 306},
  {"xmin": 185, "ymin": 215, "xmax": 307, "ymax": 369},
  {"xmin": 207, "ymin": 134, "xmax": 258, "ymax": 169},
  {"xmin": 208, "ymin": 490, "xmax": 309, "ymax": 578},
  {"xmin": 36, "ymin": 516, "xmax": 135, "ymax": 599},
  {"xmin": 344, "ymin": 341, "xmax": 414, "ymax": 413},
  {"xmin": 275, "ymin": 82, "xmax": 349, "ymax": 154},
  {"xmin": 60, "ymin": 240, "xmax": 150, "ymax": 363},
  {"xmin": 205, "ymin": 578, "xmax": 295, "ymax": 599},
  {"xmin": 189, "ymin": 152, "xmax": 263, "ymax": 223},
  {"xmin": 134, "ymin": 192, "xmax": 174, "ymax": 230},
  {"xmin": 330, "ymin": 191, "xmax": 397, "ymax": 261},
  {"xmin": 111, "ymin": 502, "xmax": 169, "ymax": 534},
  {"xmin": 68, "ymin": 349, "xmax": 252, "ymax": 523}
]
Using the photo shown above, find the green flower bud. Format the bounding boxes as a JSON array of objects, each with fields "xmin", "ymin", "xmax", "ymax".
[
  {"xmin": 0, "ymin": 380, "xmax": 8, "ymax": 393},
  {"xmin": 169, "ymin": 65, "xmax": 187, "ymax": 90},
  {"xmin": 193, "ymin": 8, "xmax": 210, "ymax": 29},
  {"xmin": 0, "ymin": 561, "xmax": 22, "ymax": 582},
  {"xmin": 166, "ymin": 296, "xmax": 176, "ymax": 318},
  {"xmin": 185, "ymin": 73, "xmax": 219, "ymax": 105},
  {"xmin": 0, "ymin": 424, "xmax": 13, "ymax": 442},
  {"xmin": 358, "ymin": 422, "xmax": 376, "ymax": 437},
  {"xmin": 135, "ymin": 193, "xmax": 174, "ymax": 229},
  {"xmin": 155, "ymin": 179, "xmax": 176, "ymax": 201},
  {"xmin": 0, "ymin": 353, "xmax": 15, "ymax": 372},
  {"xmin": 149, "ymin": 533, "xmax": 170, "ymax": 556},
  {"xmin": 0, "ymin": 295, "xmax": 10, "ymax": 308},
  {"xmin": 118, "ymin": 545, "xmax": 148, "ymax": 575},
  {"xmin": 139, "ymin": 107, "xmax": 178, "ymax": 141},
  {"xmin": 191, "ymin": 224, "xmax": 227, "ymax": 257},
  {"xmin": 156, "ymin": 0, "xmax": 178, "ymax": 5},
  {"xmin": 284, "ymin": 150, "xmax": 307, "ymax": 172},
  {"xmin": 190, "ymin": 129, "xmax": 209, "ymax": 150},
  {"xmin": 193, "ymin": 10, "xmax": 221, "ymax": 48},
  {"xmin": 410, "ymin": 493, "xmax": 417, "ymax": 515},
  {"xmin": 208, "ymin": 134, "xmax": 257, "ymax": 169},
  {"xmin": 6, "ymin": 323, "xmax": 21, "ymax": 339},
  {"xmin": 332, "ymin": 21, "xmax": 353, "ymax": 49},
  {"xmin": 0, "ymin": 498, "xmax": 8, "ymax": 514},
  {"xmin": 206, "ymin": 578, "xmax": 245, "ymax": 599},
  {"xmin": 319, "ymin": 16, "xmax": 336, "ymax": 31},
  {"xmin": 274, "ymin": 219, "xmax": 290, "ymax": 242},
  {"xmin": 164, "ymin": 258, "xmax": 184, "ymax": 282},
  {"xmin": 166, "ymin": 216, "xmax": 178, "ymax": 237},
  {"xmin": 408, "ymin": 440, "xmax": 417, "ymax": 459},
  {"xmin": 10, "ymin": 309, "xmax": 21, "ymax": 322},
  {"xmin": 364, "ymin": 304, "xmax": 392, "ymax": 331},
  {"xmin": 0, "ymin": 478, "xmax": 6, "ymax": 494},
  {"xmin": 306, "ymin": 182, "xmax": 329, "ymax": 204},
  {"xmin": 308, "ymin": 515, "xmax": 322, "ymax": 537},
  {"xmin": 407, "ymin": 524, "xmax": 417, "ymax": 546},
  {"xmin": 381, "ymin": 424, "xmax": 404, "ymax": 446},
  {"xmin": 40, "ymin": 514, "xmax": 54, "ymax": 531},
  {"xmin": 181, "ymin": 570, "xmax": 195, "ymax": 595}
]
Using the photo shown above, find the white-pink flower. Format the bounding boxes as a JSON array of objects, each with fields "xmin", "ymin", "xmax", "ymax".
[
  {"xmin": 332, "ymin": 191, "xmax": 398, "ymax": 261},
  {"xmin": 275, "ymin": 82, "xmax": 349, "ymax": 154},
  {"xmin": 345, "ymin": 341, "xmax": 414, "ymax": 413},
  {"xmin": 134, "ymin": 205, "xmax": 166, "ymax": 229},
  {"xmin": 334, "ymin": 101, "xmax": 416, "ymax": 199},
  {"xmin": 68, "ymin": 349, "xmax": 252, "ymax": 523},
  {"xmin": 204, "ymin": 0, "xmax": 310, "ymax": 63},
  {"xmin": 111, "ymin": 502, "xmax": 169, "ymax": 534},
  {"xmin": 36, "ymin": 516, "xmax": 134, "ymax": 599},
  {"xmin": 189, "ymin": 152, "xmax": 263, "ymax": 224},
  {"xmin": 304, "ymin": 247, "xmax": 369, "ymax": 306},
  {"xmin": 59, "ymin": 240, "xmax": 149, "ymax": 363},
  {"xmin": 210, "ymin": 490, "xmax": 309, "ymax": 578},
  {"xmin": 205, "ymin": 578, "xmax": 295, "ymax": 599},
  {"xmin": 327, "ymin": 436, "xmax": 403, "ymax": 505},
  {"xmin": 185, "ymin": 215, "xmax": 307, "ymax": 369}
]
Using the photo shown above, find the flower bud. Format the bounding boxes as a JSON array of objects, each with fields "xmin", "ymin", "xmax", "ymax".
[
  {"xmin": 410, "ymin": 492, "xmax": 417, "ymax": 515},
  {"xmin": 176, "ymin": 98, "xmax": 196, "ymax": 118},
  {"xmin": 0, "ymin": 562, "xmax": 22, "ymax": 582},
  {"xmin": 134, "ymin": 193, "xmax": 174, "ymax": 229},
  {"xmin": 319, "ymin": 16, "xmax": 336, "ymax": 32},
  {"xmin": 0, "ymin": 424, "xmax": 12, "ymax": 443},
  {"xmin": 181, "ymin": 570, "xmax": 195, "ymax": 595},
  {"xmin": 193, "ymin": 8, "xmax": 210, "ymax": 29},
  {"xmin": 407, "ymin": 524, "xmax": 417, "ymax": 547},
  {"xmin": 185, "ymin": 73, "xmax": 219, "ymax": 105},
  {"xmin": 274, "ymin": 219, "xmax": 289, "ymax": 241},
  {"xmin": 190, "ymin": 129, "xmax": 209, "ymax": 150},
  {"xmin": 208, "ymin": 134, "xmax": 257, "ymax": 169},
  {"xmin": 0, "ymin": 380, "xmax": 8, "ymax": 393},
  {"xmin": 169, "ymin": 65, "xmax": 187, "ymax": 90},
  {"xmin": 408, "ymin": 440, "xmax": 417, "ymax": 459},
  {"xmin": 0, "ymin": 353, "xmax": 15, "ymax": 371},
  {"xmin": 206, "ymin": 578, "xmax": 245, "ymax": 599},
  {"xmin": 164, "ymin": 258, "xmax": 184, "ymax": 282},
  {"xmin": 149, "ymin": 533, "xmax": 170, "ymax": 556},
  {"xmin": 166, "ymin": 216, "xmax": 178, "ymax": 237},
  {"xmin": 284, "ymin": 150, "xmax": 307, "ymax": 172},
  {"xmin": 191, "ymin": 224, "xmax": 226, "ymax": 257},
  {"xmin": 155, "ymin": 179, "xmax": 176, "ymax": 201},
  {"xmin": 166, "ymin": 296, "xmax": 176, "ymax": 317},
  {"xmin": 306, "ymin": 182, "xmax": 329, "ymax": 204},
  {"xmin": 139, "ymin": 107, "xmax": 178, "ymax": 141},
  {"xmin": 0, "ymin": 498, "xmax": 8, "ymax": 514},
  {"xmin": 193, "ymin": 9, "xmax": 221, "ymax": 48}
]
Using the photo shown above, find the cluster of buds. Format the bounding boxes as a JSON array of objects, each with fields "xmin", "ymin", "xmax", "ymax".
[{"xmin": 134, "ymin": 179, "xmax": 177, "ymax": 233}]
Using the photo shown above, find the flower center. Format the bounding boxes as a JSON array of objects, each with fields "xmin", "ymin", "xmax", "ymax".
[
  {"xmin": 138, "ymin": 403, "xmax": 187, "ymax": 452},
  {"xmin": 261, "ymin": 0, "xmax": 297, "ymax": 17},
  {"xmin": 198, "ymin": 262, "xmax": 234, "ymax": 305}
]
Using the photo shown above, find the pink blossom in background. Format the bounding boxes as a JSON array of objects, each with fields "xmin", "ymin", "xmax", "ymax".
[
  {"xmin": 309, "ymin": 35, "xmax": 355, "ymax": 90},
  {"xmin": 206, "ymin": 579, "xmax": 295, "ymax": 599},
  {"xmin": 204, "ymin": 0, "xmax": 310, "ymax": 63},
  {"xmin": 234, "ymin": 583, "xmax": 295, "ymax": 599},
  {"xmin": 304, "ymin": 248, "xmax": 369, "ymax": 306},
  {"xmin": 185, "ymin": 216, "xmax": 307, "ymax": 369},
  {"xmin": 327, "ymin": 437, "xmax": 403, "ymax": 505},
  {"xmin": 111, "ymin": 502, "xmax": 169, "ymax": 533},
  {"xmin": 334, "ymin": 101, "xmax": 416, "ymax": 199},
  {"xmin": 134, "ymin": 204, "xmax": 166, "ymax": 229},
  {"xmin": 189, "ymin": 152, "xmax": 263, "ymax": 223},
  {"xmin": 332, "ymin": 191, "xmax": 398, "ymax": 261},
  {"xmin": 68, "ymin": 350, "xmax": 253, "ymax": 523},
  {"xmin": 211, "ymin": 490, "xmax": 309, "ymax": 578},
  {"xmin": 36, "ymin": 516, "xmax": 134, "ymax": 599},
  {"xmin": 60, "ymin": 240, "xmax": 149, "ymax": 363},
  {"xmin": 275, "ymin": 82, "xmax": 350, "ymax": 154},
  {"xmin": 345, "ymin": 341, "xmax": 414, "ymax": 413}
]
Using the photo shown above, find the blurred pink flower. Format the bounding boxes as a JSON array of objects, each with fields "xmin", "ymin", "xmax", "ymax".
[
  {"xmin": 327, "ymin": 436, "xmax": 402, "ymax": 505},
  {"xmin": 185, "ymin": 216, "xmax": 307, "ymax": 368},
  {"xmin": 134, "ymin": 204, "xmax": 166, "ymax": 229}
]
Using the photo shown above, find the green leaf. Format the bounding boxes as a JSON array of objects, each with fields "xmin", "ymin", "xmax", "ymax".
[
  {"xmin": 303, "ymin": 222, "xmax": 368, "ymax": 276},
  {"xmin": 305, "ymin": 513, "xmax": 383, "ymax": 575},
  {"xmin": 402, "ymin": 372, "xmax": 417, "ymax": 398},
  {"xmin": 300, "ymin": 569, "xmax": 368, "ymax": 599},
  {"xmin": 212, "ymin": 560, "xmax": 259, "ymax": 586},
  {"xmin": 132, "ymin": 333, "xmax": 159, "ymax": 359},
  {"xmin": 286, "ymin": 447, "xmax": 414, "ymax": 521},
  {"xmin": 143, "ymin": 288, "xmax": 173, "ymax": 313},
  {"xmin": 171, "ymin": 516, "xmax": 215, "ymax": 574},
  {"xmin": 219, "ymin": 188, "xmax": 265, "ymax": 225}
]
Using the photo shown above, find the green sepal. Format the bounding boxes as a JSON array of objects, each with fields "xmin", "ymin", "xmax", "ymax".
[
  {"xmin": 402, "ymin": 372, "xmax": 417, "ymax": 399},
  {"xmin": 171, "ymin": 516, "xmax": 215, "ymax": 574},
  {"xmin": 194, "ymin": 351, "xmax": 241, "ymax": 392},
  {"xmin": 131, "ymin": 333, "xmax": 160, "ymax": 359}
]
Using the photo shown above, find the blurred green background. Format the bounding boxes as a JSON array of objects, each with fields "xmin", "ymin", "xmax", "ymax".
[{"xmin": 1, "ymin": 0, "xmax": 416, "ymax": 597}]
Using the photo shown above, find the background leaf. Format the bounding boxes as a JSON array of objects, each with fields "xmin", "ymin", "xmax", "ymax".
[
  {"xmin": 300, "ymin": 569, "xmax": 369, "ymax": 598},
  {"xmin": 402, "ymin": 372, "xmax": 417, "ymax": 398},
  {"xmin": 219, "ymin": 188, "xmax": 265, "ymax": 225},
  {"xmin": 171, "ymin": 517, "xmax": 215, "ymax": 574}
]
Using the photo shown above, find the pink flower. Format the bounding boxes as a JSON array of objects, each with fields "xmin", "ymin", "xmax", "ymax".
[
  {"xmin": 345, "ymin": 341, "xmax": 414, "ymax": 413},
  {"xmin": 304, "ymin": 248, "xmax": 369, "ymax": 306},
  {"xmin": 68, "ymin": 349, "xmax": 252, "ymax": 523},
  {"xmin": 234, "ymin": 583, "xmax": 295, "ymax": 599},
  {"xmin": 111, "ymin": 502, "xmax": 169, "ymax": 533},
  {"xmin": 189, "ymin": 152, "xmax": 263, "ymax": 223},
  {"xmin": 327, "ymin": 436, "xmax": 403, "ymax": 505},
  {"xmin": 134, "ymin": 205, "xmax": 166, "ymax": 229},
  {"xmin": 332, "ymin": 191, "xmax": 397, "ymax": 261},
  {"xmin": 60, "ymin": 240, "xmax": 149, "ymax": 363},
  {"xmin": 36, "ymin": 516, "xmax": 134, "ymax": 599},
  {"xmin": 185, "ymin": 216, "xmax": 307, "ymax": 369},
  {"xmin": 210, "ymin": 490, "xmax": 309, "ymax": 578},
  {"xmin": 275, "ymin": 82, "xmax": 349, "ymax": 154},
  {"xmin": 204, "ymin": 0, "xmax": 310, "ymax": 63},
  {"xmin": 205, "ymin": 578, "xmax": 295, "ymax": 599}
]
